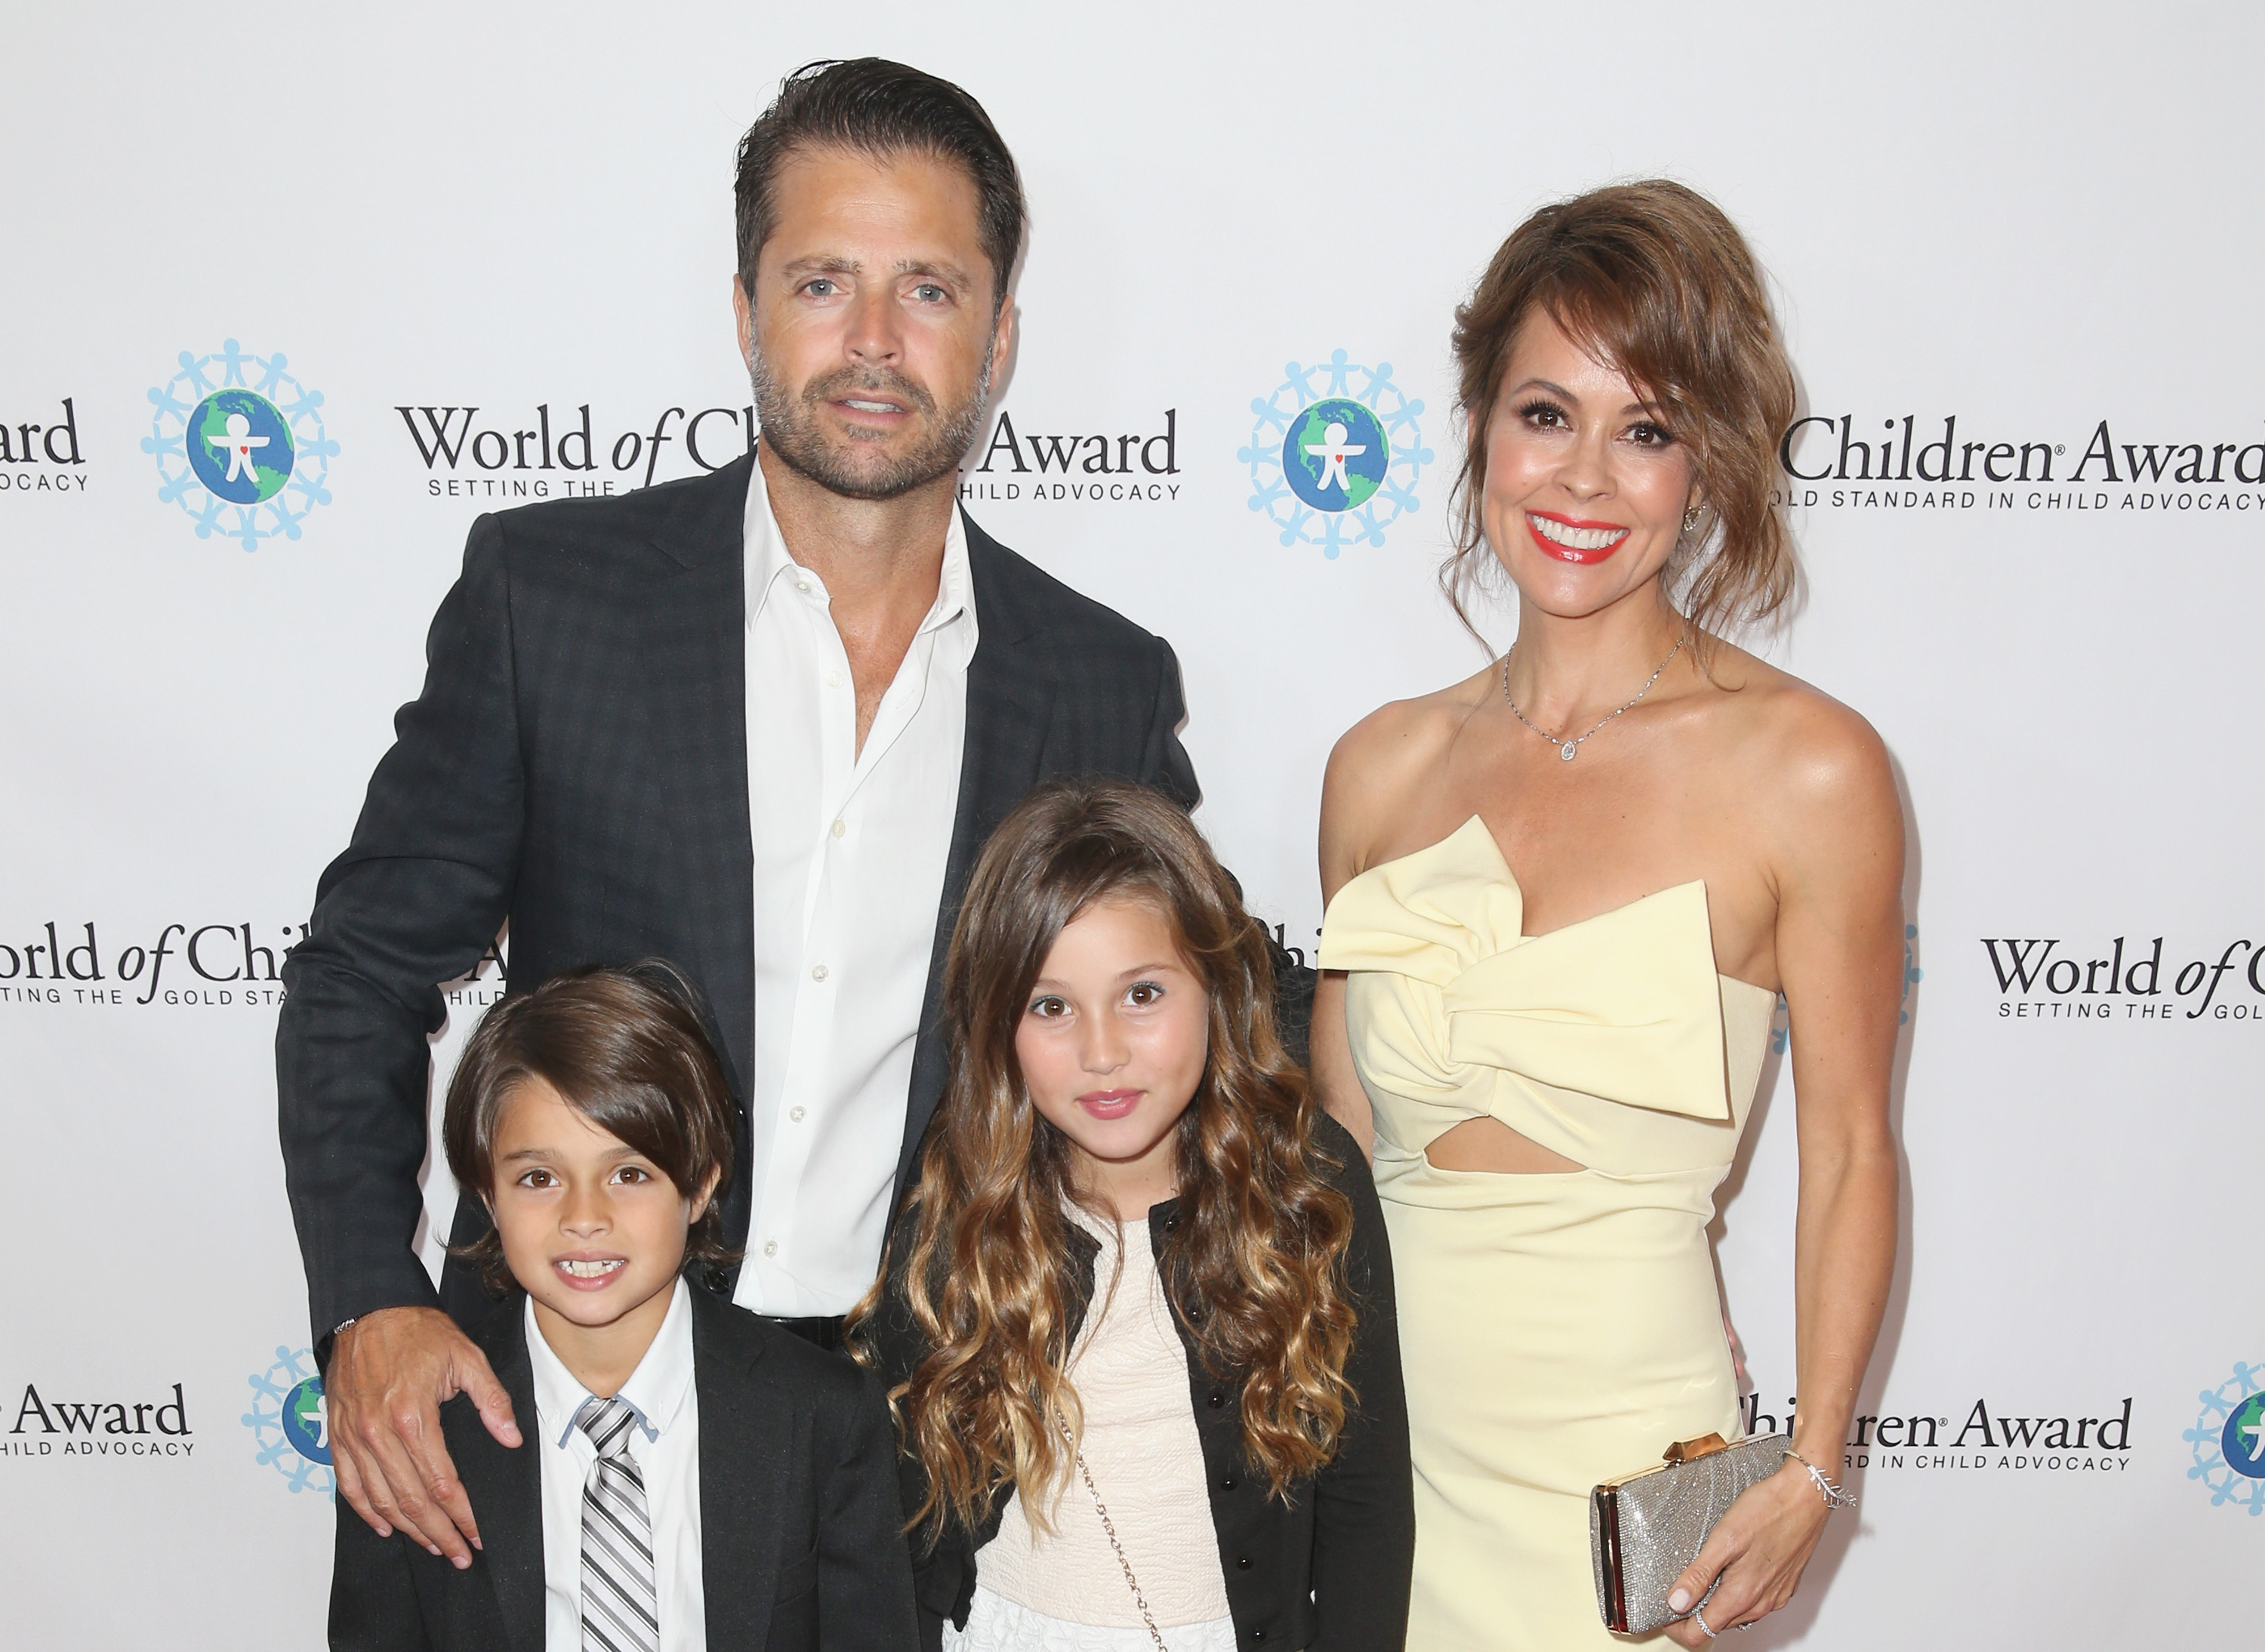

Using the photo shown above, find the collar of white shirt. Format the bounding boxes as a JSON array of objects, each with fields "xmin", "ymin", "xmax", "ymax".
[
  {"xmin": 742, "ymin": 452, "xmax": 979, "ymax": 672},
  {"xmin": 526, "ymin": 1275, "xmax": 697, "ymax": 1451}
]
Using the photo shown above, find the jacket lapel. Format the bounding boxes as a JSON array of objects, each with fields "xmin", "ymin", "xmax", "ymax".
[
  {"xmin": 897, "ymin": 517, "xmax": 1056, "ymax": 1191},
  {"xmin": 692, "ymin": 1290, "xmax": 783, "ymax": 1650},
  {"xmin": 452, "ymin": 1305, "xmax": 547, "ymax": 1652}
]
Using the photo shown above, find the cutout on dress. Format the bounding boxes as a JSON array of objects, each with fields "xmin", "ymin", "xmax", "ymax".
[{"xmin": 1422, "ymin": 1116, "xmax": 1589, "ymax": 1174}]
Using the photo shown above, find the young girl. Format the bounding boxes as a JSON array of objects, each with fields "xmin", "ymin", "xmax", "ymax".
[{"xmin": 853, "ymin": 779, "xmax": 1413, "ymax": 1652}]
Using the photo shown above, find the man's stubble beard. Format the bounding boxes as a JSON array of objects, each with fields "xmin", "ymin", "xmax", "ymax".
[{"xmin": 750, "ymin": 344, "xmax": 994, "ymax": 503}]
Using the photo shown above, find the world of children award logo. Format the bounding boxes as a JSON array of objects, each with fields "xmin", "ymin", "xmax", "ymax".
[
  {"xmin": 2186, "ymin": 1359, "xmax": 2265, "ymax": 1515},
  {"xmin": 144, "ymin": 341, "xmax": 336, "ymax": 550},
  {"xmin": 242, "ymin": 1343, "xmax": 335, "ymax": 1499},
  {"xmin": 1240, "ymin": 350, "xmax": 1430, "ymax": 558}
]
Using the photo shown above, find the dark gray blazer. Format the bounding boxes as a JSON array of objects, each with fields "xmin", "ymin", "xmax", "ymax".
[
  {"xmin": 328, "ymin": 1284, "xmax": 919, "ymax": 1652},
  {"xmin": 276, "ymin": 453, "xmax": 1205, "ymax": 1345}
]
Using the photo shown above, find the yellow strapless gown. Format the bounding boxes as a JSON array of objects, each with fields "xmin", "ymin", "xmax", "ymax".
[{"xmin": 1319, "ymin": 818, "xmax": 1776, "ymax": 1650}]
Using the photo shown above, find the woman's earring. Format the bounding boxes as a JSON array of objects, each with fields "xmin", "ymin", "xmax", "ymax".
[{"xmin": 1681, "ymin": 503, "xmax": 1706, "ymax": 535}]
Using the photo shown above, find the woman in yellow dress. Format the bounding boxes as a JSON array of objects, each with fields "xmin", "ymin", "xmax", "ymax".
[{"xmin": 1311, "ymin": 181, "xmax": 1904, "ymax": 1648}]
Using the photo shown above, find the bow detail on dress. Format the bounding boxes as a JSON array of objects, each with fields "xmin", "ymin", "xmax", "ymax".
[{"xmin": 1320, "ymin": 817, "xmax": 1733, "ymax": 1122}]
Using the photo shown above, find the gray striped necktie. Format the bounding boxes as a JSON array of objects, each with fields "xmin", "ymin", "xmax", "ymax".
[{"xmin": 572, "ymin": 1394, "xmax": 659, "ymax": 1652}]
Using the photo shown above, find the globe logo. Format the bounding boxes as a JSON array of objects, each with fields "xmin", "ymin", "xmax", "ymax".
[
  {"xmin": 1241, "ymin": 351, "xmax": 1430, "ymax": 559},
  {"xmin": 280, "ymin": 1375, "xmax": 332, "ymax": 1466},
  {"xmin": 2224, "ymin": 1392, "xmax": 2265, "ymax": 1480},
  {"xmin": 145, "ymin": 341, "xmax": 335, "ymax": 551},
  {"xmin": 242, "ymin": 1342, "xmax": 336, "ymax": 1499},
  {"xmin": 186, "ymin": 388, "xmax": 294, "ymax": 504},
  {"xmin": 1281, "ymin": 399, "xmax": 1388, "ymax": 513}
]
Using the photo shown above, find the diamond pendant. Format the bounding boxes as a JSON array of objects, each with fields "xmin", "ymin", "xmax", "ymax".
[{"xmin": 1560, "ymin": 741, "xmax": 1578, "ymax": 762}]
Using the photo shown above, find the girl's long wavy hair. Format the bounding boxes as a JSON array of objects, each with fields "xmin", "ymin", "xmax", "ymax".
[{"xmin": 849, "ymin": 777, "xmax": 1357, "ymax": 1537}]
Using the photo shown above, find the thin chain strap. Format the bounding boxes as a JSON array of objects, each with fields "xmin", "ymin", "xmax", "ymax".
[{"xmin": 1055, "ymin": 1409, "xmax": 1169, "ymax": 1652}]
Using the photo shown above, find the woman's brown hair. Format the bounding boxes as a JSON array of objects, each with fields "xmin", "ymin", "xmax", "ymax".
[
  {"xmin": 443, "ymin": 961, "xmax": 739, "ymax": 1295},
  {"xmin": 850, "ymin": 778, "xmax": 1357, "ymax": 1535},
  {"xmin": 1446, "ymin": 178, "xmax": 1798, "ymax": 648}
]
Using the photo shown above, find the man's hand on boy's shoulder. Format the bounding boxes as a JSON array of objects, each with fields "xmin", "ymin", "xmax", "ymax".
[{"xmin": 328, "ymin": 1306, "xmax": 523, "ymax": 1568}]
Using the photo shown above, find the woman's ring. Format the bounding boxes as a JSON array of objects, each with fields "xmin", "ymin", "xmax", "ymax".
[{"xmin": 1693, "ymin": 1605, "xmax": 1718, "ymax": 1639}]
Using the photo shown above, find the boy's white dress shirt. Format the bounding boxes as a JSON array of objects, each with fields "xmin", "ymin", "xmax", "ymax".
[{"xmin": 526, "ymin": 1279, "xmax": 706, "ymax": 1652}]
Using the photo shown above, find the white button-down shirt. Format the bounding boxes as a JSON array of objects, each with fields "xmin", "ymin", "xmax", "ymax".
[
  {"xmin": 735, "ymin": 458, "xmax": 975, "ymax": 1315},
  {"xmin": 528, "ymin": 1280, "xmax": 705, "ymax": 1652}
]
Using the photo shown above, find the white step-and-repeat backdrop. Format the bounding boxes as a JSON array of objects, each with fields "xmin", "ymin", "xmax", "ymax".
[{"xmin": 5, "ymin": 4, "xmax": 2259, "ymax": 1644}]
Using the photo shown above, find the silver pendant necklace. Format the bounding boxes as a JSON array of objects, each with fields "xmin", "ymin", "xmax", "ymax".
[{"xmin": 1501, "ymin": 632, "xmax": 1687, "ymax": 762}]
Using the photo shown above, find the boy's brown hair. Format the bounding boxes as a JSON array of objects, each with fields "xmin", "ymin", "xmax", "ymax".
[{"xmin": 442, "ymin": 962, "xmax": 739, "ymax": 1295}]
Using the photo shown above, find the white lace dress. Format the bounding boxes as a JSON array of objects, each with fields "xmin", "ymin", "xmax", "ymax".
[{"xmin": 942, "ymin": 1210, "xmax": 1237, "ymax": 1652}]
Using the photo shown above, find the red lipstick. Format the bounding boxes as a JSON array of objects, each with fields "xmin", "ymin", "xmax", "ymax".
[{"xmin": 1526, "ymin": 509, "xmax": 1632, "ymax": 565}]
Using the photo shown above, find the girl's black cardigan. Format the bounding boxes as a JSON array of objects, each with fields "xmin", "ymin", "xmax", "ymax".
[{"xmin": 861, "ymin": 1111, "xmax": 1413, "ymax": 1652}]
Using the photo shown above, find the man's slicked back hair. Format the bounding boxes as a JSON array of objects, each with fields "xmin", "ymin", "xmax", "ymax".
[{"xmin": 734, "ymin": 57, "xmax": 1025, "ymax": 316}]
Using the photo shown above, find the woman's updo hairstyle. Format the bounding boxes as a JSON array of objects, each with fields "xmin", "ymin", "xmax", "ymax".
[{"xmin": 1446, "ymin": 179, "xmax": 1798, "ymax": 648}]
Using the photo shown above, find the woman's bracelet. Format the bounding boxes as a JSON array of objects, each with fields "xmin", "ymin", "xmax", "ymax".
[{"xmin": 1783, "ymin": 1447, "xmax": 1857, "ymax": 1510}]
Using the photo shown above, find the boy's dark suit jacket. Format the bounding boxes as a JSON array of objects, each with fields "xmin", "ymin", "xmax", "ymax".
[
  {"xmin": 275, "ymin": 452, "xmax": 1306, "ymax": 1348},
  {"xmin": 329, "ymin": 1284, "xmax": 919, "ymax": 1652}
]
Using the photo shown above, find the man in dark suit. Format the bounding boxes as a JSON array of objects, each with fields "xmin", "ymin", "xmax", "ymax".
[{"xmin": 279, "ymin": 58, "xmax": 1214, "ymax": 1571}]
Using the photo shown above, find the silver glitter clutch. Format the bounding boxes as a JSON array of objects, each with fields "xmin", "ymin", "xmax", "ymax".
[{"xmin": 1590, "ymin": 1432, "xmax": 1789, "ymax": 1634}]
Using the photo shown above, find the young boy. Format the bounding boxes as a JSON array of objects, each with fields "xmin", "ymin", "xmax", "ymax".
[{"xmin": 328, "ymin": 963, "xmax": 919, "ymax": 1652}]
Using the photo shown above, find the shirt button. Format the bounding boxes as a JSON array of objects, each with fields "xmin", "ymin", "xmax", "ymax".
[
  {"xmin": 811, "ymin": 963, "xmax": 829, "ymax": 982},
  {"xmin": 830, "ymin": 818, "xmax": 846, "ymax": 839},
  {"xmin": 788, "ymin": 1105, "xmax": 806, "ymax": 1123},
  {"xmin": 1208, "ymin": 1391, "xmax": 1225, "ymax": 1409},
  {"xmin": 762, "ymin": 1240, "xmax": 778, "ymax": 1257},
  {"xmin": 825, "ymin": 668, "xmax": 843, "ymax": 688},
  {"xmin": 1220, "ymin": 1475, "xmax": 1237, "ymax": 1491}
]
